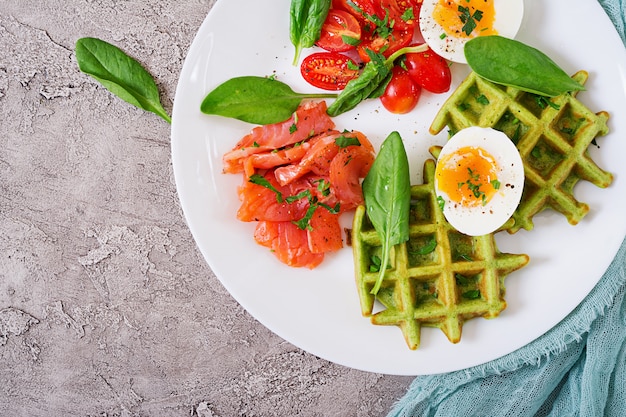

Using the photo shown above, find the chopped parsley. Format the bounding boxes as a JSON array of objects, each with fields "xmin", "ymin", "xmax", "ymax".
[
  {"xmin": 458, "ymin": 5, "xmax": 483, "ymax": 36},
  {"xmin": 400, "ymin": 7, "xmax": 415, "ymax": 22},
  {"xmin": 248, "ymin": 175, "xmax": 340, "ymax": 230},
  {"xmin": 475, "ymin": 94, "xmax": 490, "ymax": 105},
  {"xmin": 409, "ymin": 236, "xmax": 437, "ymax": 255},
  {"xmin": 457, "ymin": 167, "xmax": 491, "ymax": 206},
  {"xmin": 314, "ymin": 178, "xmax": 332, "ymax": 196},
  {"xmin": 437, "ymin": 195, "xmax": 446, "ymax": 211},
  {"xmin": 335, "ymin": 135, "xmax": 361, "ymax": 148},
  {"xmin": 249, "ymin": 174, "xmax": 284, "ymax": 203},
  {"xmin": 342, "ymin": 35, "xmax": 361, "ymax": 47},
  {"xmin": 462, "ymin": 289, "xmax": 481, "ymax": 300},
  {"xmin": 347, "ymin": 1, "xmax": 393, "ymax": 39},
  {"xmin": 369, "ymin": 254, "xmax": 382, "ymax": 272},
  {"xmin": 535, "ymin": 95, "xmax": 561, "ymax": 110}
]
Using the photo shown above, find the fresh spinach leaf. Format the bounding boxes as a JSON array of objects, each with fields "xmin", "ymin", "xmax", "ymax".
[
  {"xmin": 464, "ymin": 36, "xmax": 585, "ymax": 97},
  {"xmin": 200, "ymin": 76, "xmax": 336, "ymax": 125},
  {"xmin": 362, "ymin": 131, "xmax": 411, "ymax": 295},
  {"xmin": 326, "ymin": 44, "xmax": 428, "ymax": 117},
  {"xmin": 75, "ymin": 37, "xmax": 171, "ymax": 123},
  {"xmin": 290, "ymin": 0, "xmax": 332, "ymax": 65},
  {"xmin": 327, "ymin": 50, "xmax": 390, "ymax": 116}
]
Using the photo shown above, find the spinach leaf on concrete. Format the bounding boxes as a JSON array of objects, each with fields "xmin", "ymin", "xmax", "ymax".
[{"xmin": 75, "ymin": 37, "xmax": 171, "ymax": 123}]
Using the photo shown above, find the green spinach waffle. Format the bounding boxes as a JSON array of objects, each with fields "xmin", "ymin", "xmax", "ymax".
[
  {"xmin": 352, "ymin": 159, "xmax": 530, "ymax": 350},
  {"xmin": 429, "ymin": 70, "xmax": 613, "ymax": 233}
]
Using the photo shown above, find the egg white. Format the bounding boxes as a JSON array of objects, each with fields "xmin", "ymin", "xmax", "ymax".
[
  {"xmin": 419, "ymin": 0, "xmax": 525, "ymax": 64},
  {"xmin": 434, "ymin": 127, "xmax": 524, "ymax": 236}
]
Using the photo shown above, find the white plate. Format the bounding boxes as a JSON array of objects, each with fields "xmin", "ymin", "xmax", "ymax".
[{"xmin": 171, "ymin": 0, "xmax": 626, "ymax": 375}]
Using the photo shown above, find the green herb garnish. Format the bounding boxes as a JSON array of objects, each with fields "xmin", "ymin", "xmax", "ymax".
[
  {"xmin": 335, "ymin": 135, "xmax": 362, "ymax": 148},
  {"xmin": 458, "ymin": 5, "xmax": 483, "ymax": 36},
  {"xmin": 409, "ymin": 237, "xmax": 437, "ymax": 255},
  {"xmin": 249, "ymin": 174, "xmax": 284, "ymax": 203},
  {"xmin": 476, "ymin": 94, "xmax": 490, "ymax": 105},
  {"xmin": 342, "ymin": 35, "xmax": 361, "ymax": 47},
  {"xmin": 369, "ymin": 255, "xmax": 382, "ymax": 272},
  {"xmin": 437, "ymin": 195, "xmax": 446, "ymax": 211},
  {"xmin": 462, "ymin": 289, "xmax": 481, "ymax": 300}
]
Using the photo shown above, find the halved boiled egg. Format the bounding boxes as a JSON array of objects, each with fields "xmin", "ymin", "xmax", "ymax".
[
  {"xmin": 419, "ymin": 0, "xmax": 524, "ymax": 63},
  {"xmin": 434, "ymin": 127, "xmax": 524, "ymax": 236}
]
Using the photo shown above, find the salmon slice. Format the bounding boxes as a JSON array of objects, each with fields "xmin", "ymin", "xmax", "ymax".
[
  {"xmin": 242, "ymin": 142, "xmax": 311, "ymax": 178},
  {"xmin": 329, "ymin": 132, "xmax": 376, "ymax": 211},
  {"xmin": 237, "ymin": 170, "xmax": 309, "ymax": 222},
  {"xmin": 223, "ymin": 101, "xmax": 376, "ymax": 270},
  {"xmin": 223, "ymin": 101, "xmax": 335, "ymax": 174},
  {"xmin": 223, "ymin": 145, "xmax": 275, "ymax": 174},
  {"xmin": 254, "ymin": 221, "xmax": 325, "ymax": 269},
  {"xmin": 274, "ymin": 130, "xmax": 364, "ymax": 186},
  {"xmin": 307, "ymin": 206, "xmax": 343, "ymax": 253}
]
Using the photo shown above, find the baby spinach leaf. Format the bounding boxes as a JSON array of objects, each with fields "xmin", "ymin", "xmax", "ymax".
[
  {"xmin": 290, "ymin": 0, "xmax": 332, "ymax": 65},
  {"xmin": 464, "ymin": 36, "xmax": 585, "ymax": 97},
  {"xmin": 327, "ymin": 50, "xmax": 391, "ymax": 117},
  {"xmin": 362, "ymin": 131, "xmax": 411, "ymax": 295},
  {"xmin": 75, "ymin": 37, "xmax": 171, "ymax": 123},
  {"xmin": 200, "ymin": 76, "xmax": 336, "ymax": 125},
  {"xmin": 326, "ymin": 44, "xmax": 428, "ymax": 117}
]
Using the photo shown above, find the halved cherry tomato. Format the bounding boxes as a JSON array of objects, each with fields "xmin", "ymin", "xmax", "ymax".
[
  {"xmin": 404, "ymin": 44, "xmax": 452, "ymax": 94},
  {"xmin": 357, "ymin": 26, "xmax": 413, "ymax": 62},
  {"xmin": 333, "ymin": 0, "xmax": 381, "ymax": 23},
  {"xmin": 300, "ymin": 52, "xmax": 360, "ymax": 91},
  {"xmin": 378, "ymin": 0, "xmax": 420, "ymax": 30},
  {"xmin": 380, "ymin": 66, "xmax": 421, "ymax": 114},
  {"xmin": 316, "ymin": 9, "xmax": 362, "ymax": 52}
]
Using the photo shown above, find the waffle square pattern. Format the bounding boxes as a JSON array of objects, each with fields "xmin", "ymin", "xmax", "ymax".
[
  {"xmin": 429, "ymin": 70, "xmax": 613, "ymax": 233},
  {"xmin": 352, "ymin": 159, "xmax": 530, "ymax": 350}
]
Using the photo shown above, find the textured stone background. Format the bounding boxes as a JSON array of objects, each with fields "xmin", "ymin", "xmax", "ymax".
[{"xmin": 0, "ymin": 1, "xmax": 413, "ymax": 416}]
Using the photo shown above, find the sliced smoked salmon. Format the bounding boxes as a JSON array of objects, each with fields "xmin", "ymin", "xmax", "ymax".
[
  {"xmin": 223, "ymin": 101, "xmax": 375, "ymax": 269},
  {"xmin": 223, "ymin": 101, "xmax": 335, "ymax": 174},
  {"xmin": 254, "ymin": 221, "xmax": 325, "ymax": 269}
]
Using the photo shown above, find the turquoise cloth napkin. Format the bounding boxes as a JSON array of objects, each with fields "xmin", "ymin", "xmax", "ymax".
[{"xmin": 387, "ymin": 2, "xmax": 626, "ymax": 416}]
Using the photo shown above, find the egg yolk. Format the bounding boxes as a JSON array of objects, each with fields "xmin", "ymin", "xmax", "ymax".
[
  {"xmin": 437, "ymin": 146, "xmax": 500, "ymax": 207},
  {"xmin": 433, "ymin": 0, "xmax": 497, "ymax": 38}
]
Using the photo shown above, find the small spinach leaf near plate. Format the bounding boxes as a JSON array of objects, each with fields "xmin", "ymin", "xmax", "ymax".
[
  {"xmin": 200, "ymin": 76, "xmax": 336, "ymax": 125},
  {"xmin": 362, "ymin": 131, "xmax": 411, "ymax": 295},
  {"xmin": 75, "ymin": 37, "xmax": 171, "ymax": 123},
  {"xmin": 290, "ymin": 0, "xmax": 332, "ymax": 65},
  {"xmin": 464, "ymin": 35, "xmax": 585, "ymax": 97}
]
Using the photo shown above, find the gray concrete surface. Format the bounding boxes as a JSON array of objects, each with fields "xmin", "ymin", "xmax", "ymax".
[{"xmin": 0, "ymin": 1, "xmax": 413, "ymax": 416}]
